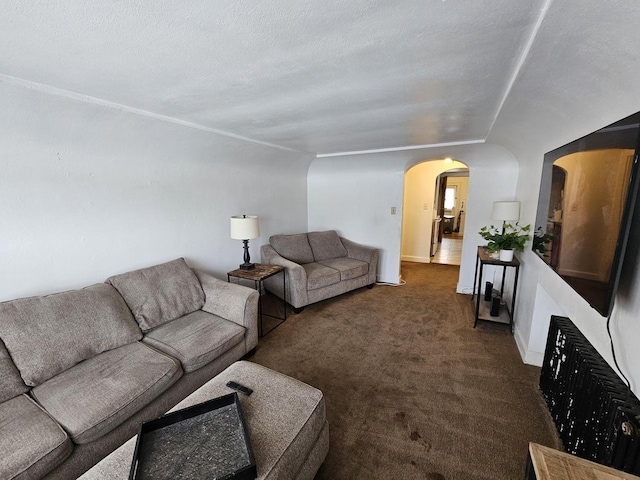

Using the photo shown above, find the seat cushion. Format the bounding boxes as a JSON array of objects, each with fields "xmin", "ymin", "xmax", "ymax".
[
  {"xmin": 0, "ymin": 340, "xmax": 27, "ymax": 403},
  {"xmin": 0, "ymin": 394, "xmax": 72, "ymax": 480},
  {"xmin": 270, "ymin": 233, "xmax": 314, "ymax": 265},
  {"xmin": 0, "ymin": 283, "xmax": 142, "ymax": 387},
  {"xmin": 318, "ymin": 257, "xmax": 369, "ymax": 281},
  {"xmin": 307, "ymin": 230, "xmax": 347, "ymax": 262},
  {"xmin": 107, "ymin": 258, "xmax": 205, "ymax": 332},
  {"xmin": 32, "ymin": 342, "xmax": 182, "ymax": 444},
  {"xmin": 303, "ymin": 263, "xmax": 341, "ymax": 290},
  {"xmin": 143, "ymin": 310, "xmax": 245, "ymax": 373}
]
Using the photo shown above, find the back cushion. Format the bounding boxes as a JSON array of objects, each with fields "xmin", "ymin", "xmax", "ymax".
[
  {"xmin": 107, "ymin": 258, "xmax": 205, "ymax": 332},
  {"xmin": 0, "ymin": 284, "xmax": 142, "ymax": 387},
  {"xmin": 308, "ymin": 230, "xmax": 348, "ymax": 262},
  {"xmin": 270, "ymin": 233, "xmax": 315, "ymax": 264},
  {"xmin": 0, "ymin": 339, "xmax": 28, "ymax": 403}
]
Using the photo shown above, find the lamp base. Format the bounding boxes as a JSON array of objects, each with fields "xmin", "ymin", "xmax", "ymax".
[{"xmin": 239, "ymin": 239, "xmax": 255, "ymax": 270}]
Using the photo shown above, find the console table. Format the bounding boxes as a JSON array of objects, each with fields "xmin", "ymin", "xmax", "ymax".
[
  {"xmin": 227, "ymin": 264, "xmax": 286, "ymax": 337},
  {"xmin": 525, "ymin": 443, "xmax": 640, "ymax": 479},
  {"xmin": 472, "ymin": 246, "xmax": 520, "ymax": 332}
]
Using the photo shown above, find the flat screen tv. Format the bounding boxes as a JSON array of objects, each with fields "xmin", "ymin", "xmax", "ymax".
[{"xmin": 533, "ymin": 111, "xmax": 640, "ymax": 317}]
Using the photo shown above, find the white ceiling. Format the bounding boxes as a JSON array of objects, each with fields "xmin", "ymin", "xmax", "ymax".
[{"xmin": 1, "ymin": 0, "xmax": 549, "ymax": 155}]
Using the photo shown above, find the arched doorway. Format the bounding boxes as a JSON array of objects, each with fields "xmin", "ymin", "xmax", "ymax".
[{"xmin": 401, "ymin": 159, "xmax": 469, "ymax": 267}]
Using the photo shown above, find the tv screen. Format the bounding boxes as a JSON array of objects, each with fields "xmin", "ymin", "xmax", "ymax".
[{"xmin": 533, "ymin": 111, "xmax": 640, "ymax": 317}]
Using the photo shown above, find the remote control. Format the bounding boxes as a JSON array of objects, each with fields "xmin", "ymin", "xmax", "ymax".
[{"xmin": 226, "ymin": 381, "xmax": 253, "ymax": 396}]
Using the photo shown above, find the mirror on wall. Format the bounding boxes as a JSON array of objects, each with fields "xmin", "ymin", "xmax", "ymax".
[{"xmin": 533, "ymin": 111, "xmax": 640, "ymax": 316}]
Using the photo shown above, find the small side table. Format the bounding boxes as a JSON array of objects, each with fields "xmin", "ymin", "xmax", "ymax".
[
  {"xmin": 472, "ymin": 246, "xmax": 520, "ymax": 332},
  {"xmin": 227, "ymin": 264, "xmax": 286, "ymax": 338}
]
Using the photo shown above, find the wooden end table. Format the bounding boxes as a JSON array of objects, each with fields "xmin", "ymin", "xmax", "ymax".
[
  {"xmin": 525, "ymin": 442, "xmax": 640, "ymax": 479},
  {"xmin": 227, "ymin": 264, "xmax": 286, "ymax": 337}
]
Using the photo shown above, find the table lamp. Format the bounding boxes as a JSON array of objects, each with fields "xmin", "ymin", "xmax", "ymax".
[
  {"xmin": 491, "ymin": 201, "xmax": 520, "ymax": 233},
  {"xmin": 230, "ymin": 215, "xmax": 260, "ymax": 270}
]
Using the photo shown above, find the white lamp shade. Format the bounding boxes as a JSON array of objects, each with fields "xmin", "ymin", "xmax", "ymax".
[
  {"xmin": 491, "ymin": 201, "xmax": 520, "ymax": 222},
  {"xmin": 230, "ymin": 215, "xmax": 260, "ymax": 240}
]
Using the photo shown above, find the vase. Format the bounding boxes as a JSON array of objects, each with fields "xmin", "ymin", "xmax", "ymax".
[{"xmin": 499, "ymin": 249, "xmax": 514, "ymax": 262}]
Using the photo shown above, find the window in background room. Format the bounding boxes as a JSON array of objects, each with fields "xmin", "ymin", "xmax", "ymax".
[{"xmin": 444, "ymin": 186, "xmax": 456, "ymax": 212}]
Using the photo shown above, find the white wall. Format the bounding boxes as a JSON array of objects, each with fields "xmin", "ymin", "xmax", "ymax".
[
  {"xmin": 308, "ymin": 144, "xmax": 518, "ymax": 289},
  {"xmin": 307, "ymin": 155, "xmax": 406, "ymax": 283},
  {"xmin": 487, "ymin": 0, "xmax": 640, "ymax": 393},
  {"xmin": 0, "ymin": 80, "xmax": 314, "ymax": 302}
]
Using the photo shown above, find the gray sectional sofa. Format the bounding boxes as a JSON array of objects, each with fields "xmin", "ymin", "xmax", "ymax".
[
  {"xmin": 0, "ymin": 258, "xmax": 259, "ymax": 480},
  {"xmin": 260, "ymin": 230, "xmax": 379, "ymax": 312}
]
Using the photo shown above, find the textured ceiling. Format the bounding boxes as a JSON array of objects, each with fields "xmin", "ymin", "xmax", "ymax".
[{"xmin": 1, "ymin": 0, "xmax": 547, "ymax": 155}]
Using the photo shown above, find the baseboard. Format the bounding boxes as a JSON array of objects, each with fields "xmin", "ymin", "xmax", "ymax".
[
  {"xmin": 401, "ymin": 255, "xmax": 430, "ymax": 263},
  {"xmin": 457, "ymin": 283, "xmax": 474, "ymax": 294},
  {"xmin": 377, "ymin": 274, "xmax": 401, "ymax": 285},
  {"xmin": 524, "ymin": 350, "xmax": 544, "ymax": 367},
  {"xmin": 513, "ymin": 325, "xmax": 528, "ymax": 363},
  {"xmin": 513, "ymin": 325, "xmax": 544, "ymax": 366}
]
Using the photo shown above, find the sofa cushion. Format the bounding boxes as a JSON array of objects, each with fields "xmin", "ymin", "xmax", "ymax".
[
  {"xmin": 0, "ymin": 340, "xmax": 27, "ymax": 403},
  {"xmin": 308, "ymin": 230, "xmax": 348, "ymax": 262},
  {"xmin": 143, "ymin": 310, "xmax": 245, "ymax": 373},
  {"xmin": 0, "ymin": 394, "xmax": 72, "ymax": 480},
  {"xmin": 270, "ymin": 233, "xmax": 314, "ymax": 265},
  {"xmin": 0, "ymin": 283, "xmax": 142, "ymax": 387},
  {"xmin": 32, "ymin": 342, "xmax": 182, "ymax": 444},
  {"xmin": 107, "ymin": 258, "xmax": 205, "ymax": 332},
  {"xmin": 318, "ymin": 257, "xmax": 369, "ymax": 281},
  {"xmin": 303, "ymin": 263, "xmax": 341, "ymax": 290}
]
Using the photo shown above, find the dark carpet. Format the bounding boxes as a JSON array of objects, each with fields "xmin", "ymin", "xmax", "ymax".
[{"xmin": 252, "ymin": 262, "xmax": 561, "ymax": 479}]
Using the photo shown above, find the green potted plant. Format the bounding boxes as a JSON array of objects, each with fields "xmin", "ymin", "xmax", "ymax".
[
  {"xmin": 478, "ymin": 222, "xmax": 531, "ymax": 261},
  {"xmin": 532, "ymin": 227, "xmax": 554, "ymax": 257}
]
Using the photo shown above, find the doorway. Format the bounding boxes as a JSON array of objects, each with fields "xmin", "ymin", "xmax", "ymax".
[
  {"xmin": 401, "ymin": 160, "xmax": 469, "ymax": 267},
  {"xmin": 431, "ymin": 170, "xmax": 469, "ymax": 265}
]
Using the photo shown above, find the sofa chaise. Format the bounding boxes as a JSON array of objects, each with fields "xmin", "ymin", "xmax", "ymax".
[
  {"xmin": 0, "ymin": 258, "xmax": 258, "ymax": 480},
  {"xmin": 260, "ymin": 230, "xmax": 379, "ymax": 312}
]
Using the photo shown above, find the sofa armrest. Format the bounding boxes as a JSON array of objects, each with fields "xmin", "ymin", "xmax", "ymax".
[
  {"xmin": 340, "ymin": 238, "xmax": 379, "ymax": 284},
  {"xmin": 260, "ymin": 244, "xmax": 309, "ymax": 308},
  {"xmin": 340, "ymin": 238, "xmax": 377, "ymax": 264},
  {"xmin": 261, "ymin": 244, "xmax": 303, "ymax": 271},
  {"xmin": 193, "ymin": 270, "xmax": 259, "ymax": 351}
]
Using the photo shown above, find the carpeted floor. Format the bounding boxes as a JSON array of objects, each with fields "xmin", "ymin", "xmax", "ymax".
[{"xmin": 252, "ymin": 262, "xmax": 561, "ymax": 480}]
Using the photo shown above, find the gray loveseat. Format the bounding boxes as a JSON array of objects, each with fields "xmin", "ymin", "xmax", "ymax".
[
  {"xmin": 260, "ymin": 230, "xmax": 379, "ymax": 312},
  {"xmin": 0, "ymin": 258, "xmax": 258, "ymax": 480}
]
